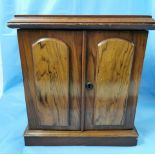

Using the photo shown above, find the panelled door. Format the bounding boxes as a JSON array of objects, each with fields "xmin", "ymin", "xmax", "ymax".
[
  {"xmin": 18, "ymin": 30, "xmax": 83, "ymax": 130},
  {"xmin": 84, "ymin": 31, "xmax": 136, "ymax": 130}
]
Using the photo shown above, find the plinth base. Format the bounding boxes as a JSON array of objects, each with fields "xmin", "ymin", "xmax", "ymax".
[{"xmin": 24, "ymin": 127, "xmax": 138, "ymax": 146}]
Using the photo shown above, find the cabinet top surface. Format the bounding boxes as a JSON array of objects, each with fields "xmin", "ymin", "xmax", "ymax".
[{"xmin": 7, "ymin": 15, "xmax": 155, "ymax": 30}]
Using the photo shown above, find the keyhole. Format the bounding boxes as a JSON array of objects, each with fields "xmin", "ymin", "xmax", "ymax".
[{"xmin": 86, "ymin": 82, "xmax": 94, "ymax": 90}]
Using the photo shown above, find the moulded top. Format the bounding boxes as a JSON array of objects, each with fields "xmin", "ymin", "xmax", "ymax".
[{"xmin": 7, "ymin": 15, "xmax": 155, "ymax": 30}]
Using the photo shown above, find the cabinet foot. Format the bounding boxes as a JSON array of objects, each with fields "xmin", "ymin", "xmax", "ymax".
[{"xmin": 24, "ymin": 127, "xmax": 138, "ymax": 146}]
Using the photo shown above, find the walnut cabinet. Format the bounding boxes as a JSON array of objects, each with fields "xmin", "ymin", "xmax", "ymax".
[{"xmin": 8, "ymin": 15, "xmax": 155, "ymax": 146}]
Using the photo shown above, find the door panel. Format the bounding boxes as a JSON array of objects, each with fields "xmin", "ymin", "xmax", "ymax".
[
  {"xmin": 32, "ymin": 38, "xmax": 69, "ymax": 126},
  {"xmin": 85, "ymin": 31, "xmax": 135, "ymax": 129},
  {"xmin": 94, "ymin": 38, "xmax": 134, "ymax": 126},
  {"xmin": 18, "ymin": 30, "xmax": 82, "ymax": 130}
]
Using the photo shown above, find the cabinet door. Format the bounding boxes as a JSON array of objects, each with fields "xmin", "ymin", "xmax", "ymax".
[
  {"xmin": 18, "ymin": 30, "xmax": 82, "ymax": 130},
  {"xmin": 85, "ymin": 31, "xmax": 135, "ymax": 129}
]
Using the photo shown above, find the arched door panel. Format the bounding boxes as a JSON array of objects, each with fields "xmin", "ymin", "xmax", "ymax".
[{"xmin": 32, "ymin": 38, "xmax": 69, "ymax": 127}]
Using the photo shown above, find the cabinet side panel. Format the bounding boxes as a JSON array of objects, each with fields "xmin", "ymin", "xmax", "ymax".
[
  {"xmin": 32, "ymin": 38, "xmax": 69, "ymax": 126},
  {"xmin": 125, "ymin": 31, "xmax": 148, "ymax": 128},
  {"xmin": 18, "ymin": 30, "xmax": 39, "ymax": 128},
  {"xmin": 94, "ymin": 38, "xmax": 134, "ymax": 125}
]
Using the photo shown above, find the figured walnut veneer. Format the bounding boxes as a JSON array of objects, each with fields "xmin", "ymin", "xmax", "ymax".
[
  {"xmin": 32, "ymin": 38, "xmax": 69, "ymax": 127},
  {"xmin": 94, "ymin": 38, "xmax": 134, "ymax": 126}
]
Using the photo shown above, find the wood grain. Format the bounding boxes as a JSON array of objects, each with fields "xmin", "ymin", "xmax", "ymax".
[
  {"xmin": 18, "ymin": 30, "xmax": 83, "ymax": 130},
  {"xmin": 94, "ymin": 38, "xmax": 134, "ymax": 126},
  {"xmin": 32, "ymin": 38, "xmax": 69, "ymax": 126}
]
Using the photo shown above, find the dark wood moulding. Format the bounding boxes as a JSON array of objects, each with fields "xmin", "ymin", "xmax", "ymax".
[
  {"xmin": 8, "ymin": 15, "xmax": 155, "ymax": 30},
  {"xmin": 24, "ymin": 127, "xmax": 138, "ymax": 146}
]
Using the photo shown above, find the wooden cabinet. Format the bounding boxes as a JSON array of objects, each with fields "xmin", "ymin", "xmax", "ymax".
[{"xmin": 8, "ymin": 15, "xmax": 155, "ymax": 146}]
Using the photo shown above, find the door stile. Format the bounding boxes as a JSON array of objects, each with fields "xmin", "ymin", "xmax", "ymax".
[{"xmin": 81, "ymin": 31, "xmax": 87, "ymax": 131}]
